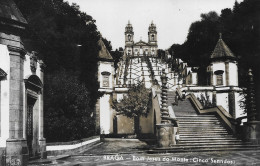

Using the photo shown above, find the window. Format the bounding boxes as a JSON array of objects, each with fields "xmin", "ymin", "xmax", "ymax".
[
  {"xmin": 216, "ymin": 74, "xmax": 223, "ymax": 85},
  {"xmin": 151, "ymin": 34, "xmax": 155, "ymax": 41},
  {"xmin": 103, "ymin": 75, "xmax": 109, "ymax": 87},
  {"xmin": 214, "ymin": 70, "xmax": 224, "ymax": 86},
  {"xmin": 101, "ymin": 71, "xmax": 111, "ymax": 87}
]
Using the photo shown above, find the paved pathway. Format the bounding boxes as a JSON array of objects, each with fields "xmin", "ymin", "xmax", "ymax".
[{"xmin": 29, "ymin": 140, "xmax": 260, "ymax": 166}]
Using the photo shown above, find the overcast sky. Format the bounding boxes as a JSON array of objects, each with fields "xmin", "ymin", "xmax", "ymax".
[{"xmin": 66, "ymin": 0, "xmax": 242, "ymax": 50}]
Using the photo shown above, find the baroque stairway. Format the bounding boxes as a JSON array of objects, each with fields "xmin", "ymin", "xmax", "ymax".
[{"xmin": 149, "ymin": 91, "xmax": 260, "ymax": 153}]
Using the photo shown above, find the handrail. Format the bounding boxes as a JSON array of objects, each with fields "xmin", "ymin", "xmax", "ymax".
[
  {"xmin": 187, "ymin": 93, "xmax": 238, "ymax": 133},
  {"xmin": 176, "ymin": 87, "xmax": 183, "ymax": 99}
]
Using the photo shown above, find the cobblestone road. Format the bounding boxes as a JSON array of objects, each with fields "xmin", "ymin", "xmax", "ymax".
[{"xmin": 29, "ymin": 140, "xmax": 260, "ymax": 166}]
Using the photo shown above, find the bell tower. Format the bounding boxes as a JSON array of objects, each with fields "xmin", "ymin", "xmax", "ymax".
[
  {"xmin": 148, "ymin": 21, "xmax": 158, "ymax": 56},
  {"xmin": 125, "ymin": 21, "xmax": 134, "ymax": 43},
  {"xmin": 125, "ymin": 21, "xmax": 134, "ymax": 56},
  {"xmin": 148, "ymin": 21, "xmax": 157, "ymax": 44}
]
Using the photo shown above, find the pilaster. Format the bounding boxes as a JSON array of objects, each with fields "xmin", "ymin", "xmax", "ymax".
[
  {"xmin": 228, "ymin": 87, "xmax": 236, "ymax": 117},
  {"xmin": 38, "ymin": 61, "xmax": 46, "ymax": 159},
  {"xmin": 225, "ymin": 62, "xmax": 229, "ymax": 86},
  {"xmin": 6, "ymin": 46, "xmax": 28, "ymax": 166}
]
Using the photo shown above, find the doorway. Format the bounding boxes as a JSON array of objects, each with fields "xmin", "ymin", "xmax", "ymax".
[{"xmin": 27, "ymin": 96, "xmax": 36, "ymax": 157}]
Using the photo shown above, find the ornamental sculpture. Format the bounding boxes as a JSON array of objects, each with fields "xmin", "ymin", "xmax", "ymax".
[{"xmin": 30, "ymin": 51, "xmax": 38, "ymax": 74}]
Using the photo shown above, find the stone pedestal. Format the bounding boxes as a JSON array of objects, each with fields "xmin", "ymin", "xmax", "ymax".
[
  {"xmin": 244, "ymin": 121, "xmax": 260, "ymax": 145},
  {"xmin": 6, "ymin": 139, "xmax": 28, "ymax": 166},
  {"xmin": 156, "ymin": 124, "xmax": 176, "ymax": 147},
  {"xmin": 39, "ymin": 138, "xmax": 47, "ymax": 159}
]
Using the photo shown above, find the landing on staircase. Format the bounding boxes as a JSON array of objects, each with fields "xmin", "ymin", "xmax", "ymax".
[{"xmin": 149, "ymin": 92, "xmax": 260, "ymax": 153}]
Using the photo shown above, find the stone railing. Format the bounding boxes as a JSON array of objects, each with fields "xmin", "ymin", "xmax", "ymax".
[
  {"xmin": 187, "ymin": 93, "xmax": 241, "ymax": 134},
  {"xmin": 144, "ymin": 55, "xmax": 155, "ymax": 83}
]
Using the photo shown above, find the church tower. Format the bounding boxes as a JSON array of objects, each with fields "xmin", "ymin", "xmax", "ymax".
[
  {"xmin": 148, "ymin": 21, "xmax": 158, "ymax": 56},
  {"xmin": 125, "ymin": 21, "xmax": 134, "ymax": 56}
]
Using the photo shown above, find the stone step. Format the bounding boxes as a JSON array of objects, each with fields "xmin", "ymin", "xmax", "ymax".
[
  {"xmin": 180, "ymin": 127, "xmax": 226, "ymax": 129},
  {"xmin": 178, "ymin": 119, "xmax": 219, "ymax": 121},
  {"xmin": 179, "ymin": 131, "xmax": 229, "ymax": 134},
  {"xmin": 179, "ymin": 122, "xmax": 221, "ymax": 124},
  {"xmin": 179, "ymin": 125, "xmax": 223, "ymax": 127},
  {"xmin": 180, "ymin": 137, "xmax": 238, "ymax": 141},
  {"xmin": 180, "ymin": 133, "xmax": 229, "ymax": 136},
  {"xmin": 177, "ymin": 115, "xmax": 215, "ymax": 117},
  {"xmin": 179, "ymin": 127, "xmax": 226, "ymax": 130},
  {"xmin": 178, "ymin": 139, "xmax": 242, "ymax": 143},
  {"xmin": 179, "ymin": 126, "xmax": 224, "ymax": 128},
  {"xmin": 177, "ymin": 117, "xmax": 218, "ymax": 120},
  {"xmin": 179, "ymin": 123, "xmax": 221, "ymax": 125},
  {"xmin": 166, "ymin": 144, "xmax": 258, "ymax": 149},
  {"xmin": 180, "ymin": 135, "xmax": 234, "ymax": 138},
  {"xmin": 148, "ymin": 146, "xmax": 260, "ymax": 154},
  {"xmin": 179, "ymin": 130, "xmax": 227, "ymax": 133}
]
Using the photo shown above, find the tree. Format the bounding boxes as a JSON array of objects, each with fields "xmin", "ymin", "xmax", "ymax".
[
  {"xmin": 168, "ymin": 0, "xmax": 260, "ymax": 86},
  {"xmin": 111, "ymin": 49, "xmax": 123, "ymax": 71},
  {"xmin": 111, "ymin": 83, "xmax": 151, "ymax": 135},
  {"xmin": 14, "ymin": 0, "xmax": 103, "ymax": 142},
  {"xmin": 44, "ymin": 70, "xmax": 95, "ymax": 142}
]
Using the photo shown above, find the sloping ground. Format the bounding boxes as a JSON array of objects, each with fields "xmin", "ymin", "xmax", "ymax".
[{"xmin": 149, "ymin": 92, "xmax": 260, "ymax": 153}]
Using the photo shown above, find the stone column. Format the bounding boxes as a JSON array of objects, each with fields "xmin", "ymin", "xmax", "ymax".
[
  {"xmin": 156, "ymin": 69, "xmax": 176, "ymax": 147},
  {"xmin": 212, "ymin": 86, "xmax": 217, "ymax": 106},
  {"xmin": 225, "ymin": 62, "xmax": 229, "ymax": 86},
  {"xmin": 6, "ymin": 46, "xmax": 28, "ymax": 166},
  {"xmin": 244, "ymin": 69, "xmax": 260, "ymax": 144},
  {"xmin": 160, "ymin": 70, "xmax": 169, "ymax": 124},
  {"xmin": 38, "ymin": 61, "xmax": 47, "ymax": 159},
  {"xmin": 228, "ymin": 87, "xmax": 236, "ymax": 118},
  {"xmin": 210, "ymin": 64, "xmax": 214, "ymax": 85}
]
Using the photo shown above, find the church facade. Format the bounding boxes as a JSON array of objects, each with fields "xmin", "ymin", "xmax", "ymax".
[{"xmin": 124, "ymin": 21, "xmax": 158, "ymax": 57}]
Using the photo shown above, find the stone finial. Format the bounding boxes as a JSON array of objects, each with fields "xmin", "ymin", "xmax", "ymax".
[{"xmin": 219, "ymin": 33, "xmax": 222, "ymax": 39}]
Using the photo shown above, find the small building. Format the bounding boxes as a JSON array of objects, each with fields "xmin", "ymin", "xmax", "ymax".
[
  {"xmin": 96, "ymin": 39, "xmax": 115, "ymax": 134},
  {"xmin": 0, "ymin": 0, "xmax": 46, "ymax": 165}
]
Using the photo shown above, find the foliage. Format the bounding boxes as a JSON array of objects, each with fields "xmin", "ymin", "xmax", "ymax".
[
  {"xmin": 197, "ymin": 92, "xmax": 214, "ymax": 109},
  {"xmin": 169, "ymin": 0, "xmax": 260, "ymax": 87},
  {"xmin": 111, "ymin": 49, "xmax": 123, "ymax": 71},
  {"xmin": 14, "ymin": 0, "xmax": 103, "ymax": 141},
  {"xmin": 157, "ymin": 49, "xmax": 166, "ymax": 61},
  {"xmin": 44, "ymin": 70, "xmax": 95, "ymax": 142},
  {"xmin": 112, "ymin": 83, "xmax": 151, "ymax": 118}
]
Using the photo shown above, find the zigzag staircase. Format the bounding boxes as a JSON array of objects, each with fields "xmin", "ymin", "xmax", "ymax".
[{"xmin": 149, "ymin": 90, "xmax": 260, "ymax": 153}]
